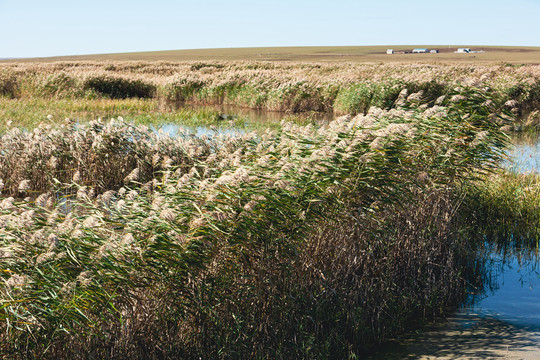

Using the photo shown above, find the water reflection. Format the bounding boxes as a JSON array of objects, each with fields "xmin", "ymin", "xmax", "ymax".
[
  {"xmin": 169, "ymin": 102, "xmax": 335, "ymax": 124},
  {"xmin": 473, "ymin": 251, "xmax": 540, "ymax": 329},
  {"xmin": 370, "ymin": 251, "xmax": 540, "ymax": 359},
  {"xmin": 369, "ymin": 314, "xmax": 540, "ymax": 359},
  {"xmin": 152, "ymin": 103, "xmax": 335, "ymax": 137},
  {"xmin": 155, "ymin": 123, "xmax": 245, "ymax": 138},
  {"xmin": 504, "ymin": 133, "xmax": 540, "ymax": 173}
]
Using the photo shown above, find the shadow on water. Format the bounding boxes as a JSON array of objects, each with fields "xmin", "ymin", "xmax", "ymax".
[
  {"xmin": 369, "ymin": 315, "xmax": 540, "ymax": 359},
  {"xmin": 369, "ymin": 250, "xmax": 540, "ymax": 359}
]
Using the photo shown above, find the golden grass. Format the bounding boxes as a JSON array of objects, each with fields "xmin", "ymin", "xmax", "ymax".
[
  {"xmin": 2, "ymin": 59, "xmax": 538, "ymax": 128},
  {"xmin": 4, "ymin": 45, "xmax": 540, "ymax": 64}
]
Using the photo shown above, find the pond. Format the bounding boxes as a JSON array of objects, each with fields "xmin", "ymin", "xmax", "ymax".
[
  {"xmin": 173, "ymin": 103, "xmax": 336, "ymax": 124},
  {"xmin": 152, "ymin": 103, "xmax": 335, "ymax": 137}
]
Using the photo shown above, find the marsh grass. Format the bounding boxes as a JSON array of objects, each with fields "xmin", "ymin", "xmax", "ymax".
[
  {"xmin": 463, "ymin": 170, "xmax": 540, "ymax": 248},
  {"xmin": 0, "ymin": 117, "xmax": 224, "ymax": 197},
  {"xmin": 1, "ymin": 59, "xmax": 540, "ymax": 359},
  {"xmin": 0, "ymin": 70, "xmax": 18, "ymax": 98},
  {"xmin": 1, "ymin": 61, "xmax": 540, "ymax": 129},
  {"xmin": 0, "ymin": 94, "xmax": 514, "ymax": 358},
  {"xmin": 0, "ymin": 97, "xmax": 156, "ymax": 130},
  {"xmin": 83, "ymin": 75, "xmax": 156, "ymax": 99},
  {"xmin": 0, "ymin": 98, "xmax": 254, "ymax": 133}
]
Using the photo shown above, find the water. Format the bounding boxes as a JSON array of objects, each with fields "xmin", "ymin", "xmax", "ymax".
[
  {"xmin": 152, "ymin": 103, "xmax": 334, "ymax": 137},
  {"xmin": 504, "ymin": 133, "xmax": 540, "ymax": 174},
  {"xmin": 369, "ymin": 252, "xmax": 540, "ymax": 359},
  {"xmin": 169, "ymin": 102, "xmax": 335, "ymax": 124},
  {"xmin": 155, "ymin": 123, "xmax": 246, "ymax": 138},
  {"xmin": 477, "ymin": 253, "xmax": 540, "ymax": 327}
]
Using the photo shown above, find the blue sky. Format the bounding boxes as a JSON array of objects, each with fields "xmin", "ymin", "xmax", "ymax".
[{"xmin": 1, "ymin": 0, "xmax": 539, "ymax": 58}]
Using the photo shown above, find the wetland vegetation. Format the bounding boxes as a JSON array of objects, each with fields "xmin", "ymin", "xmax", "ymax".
[
  {"xmin": 0, "ymin": 60, "xmax": 539, "ymax": 359},
  {"xmin": 1, "ymin": 61, "xmax": 540, "ymax": 129}
]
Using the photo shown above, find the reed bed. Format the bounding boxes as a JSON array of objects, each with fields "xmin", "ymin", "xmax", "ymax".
[
  {"xmin": 1, "ymin": 61, "xmax": 540, "ymax": 127},
  {"xmin": 463, "ymin": 170, "xmax": 540, "ymax": 248},
  {"xmin": 0, "ymin": 117, "xmax": 250, "ymax": 197},
  {"xmin": 0, "ymin": 94, "xmax": 511, "ymax": 358}
]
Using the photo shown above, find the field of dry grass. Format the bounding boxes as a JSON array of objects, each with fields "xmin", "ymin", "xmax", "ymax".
[{"xmin": 4, "ymin": 45, "xmax": 540, "ymax": 63}]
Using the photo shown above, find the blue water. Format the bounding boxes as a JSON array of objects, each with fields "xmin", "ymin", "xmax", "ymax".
[
  {"xmin": 489, "ymin": 134, "xmax": 540, "ymax": 330},
  {"xmin": 155, "ymin": 123, "xmax": 246, "ymax": 138},
  {"xmin": 504, "ymin": 134, "xmax": 540, "ymax": 174},
  {"xmin": 467, "ymin": 252, "xmax": 540, "ymax": 329}
]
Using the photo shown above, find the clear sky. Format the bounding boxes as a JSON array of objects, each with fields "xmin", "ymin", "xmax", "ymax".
[{"xmin": 1, "ymin": 0, "xmax": 539, "ymax": 58}]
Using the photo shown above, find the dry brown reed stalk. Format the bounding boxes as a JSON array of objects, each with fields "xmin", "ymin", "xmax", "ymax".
[
  {"xmin": 280, "ymin": 190, "xmax": 479, "ymax": 355},
  {"xmin": 167, "ymin": 190, "xmax": 481, "ymax": 359},
  {"xmin": 0, "ymin": 70, "xmax": 18, "ymax": 98}
]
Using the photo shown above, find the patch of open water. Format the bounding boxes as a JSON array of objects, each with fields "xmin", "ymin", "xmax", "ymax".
[
  {"xmin": 152, "ymin": 103, "xmax": 334, "ymax": 137},
  {"xmin": 155, "ymin": 123, "xmax": 245, "ymax": 138},
  {"xmin": 504, "ymin": 133, "xmax": 540, "ymax": 174},
  {"xmin": 171, "ymin": 103, "xmax": 335, "ymax": 124}
]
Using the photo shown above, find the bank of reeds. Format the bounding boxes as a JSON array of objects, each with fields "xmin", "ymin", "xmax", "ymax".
[
  {"xmin": 463, "ymin": 170, "xmax": 540, "ymax": 248},
  {"xmin": 0, "ymin": 95, "xmax": 510, "ymax": 358},
  {"xmin": 1, "ymin": 61, "xmax": 540, "ymax": 127},
  {"xmin": 0, "ymin": 118, "xmax": 239, "ymax": 196}
]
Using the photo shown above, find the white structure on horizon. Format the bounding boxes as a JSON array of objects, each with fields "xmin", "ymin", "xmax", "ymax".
[
  {"xmin": 386, "ymin": 49, "xmax": 394, "ymax": 54},
  {"xmin": 456, "ymin": 48, "xmax": 471, "ymax": 53},
  {"xmin": 412, "ymin": 48, "xmax": 429, "ymax": 53}
]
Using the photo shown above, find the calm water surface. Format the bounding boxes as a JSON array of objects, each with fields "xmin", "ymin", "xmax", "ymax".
[
  {"xmin": 505, "ymin": 133, "xmax": 540, "ymax": 174},
  {"xmin": 152, "ymin": 103, "xmax": 334, "ymax": 137}
]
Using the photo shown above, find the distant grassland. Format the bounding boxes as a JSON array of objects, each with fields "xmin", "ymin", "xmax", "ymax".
[{"xmin": 4, "ymin": 45, "xmax": 540, "ymax": 63}]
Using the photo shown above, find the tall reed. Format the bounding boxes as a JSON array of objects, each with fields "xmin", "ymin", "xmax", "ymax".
[{"xmin": 0, "ymin": 92, "xmax": 510, "ymax": 358}]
